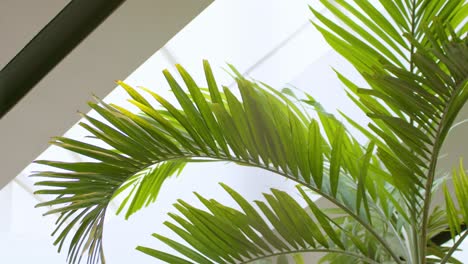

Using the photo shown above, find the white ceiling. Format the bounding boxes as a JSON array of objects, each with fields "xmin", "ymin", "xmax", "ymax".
[{"xmin": 0, "ymin": 0, "xmax": 213, "ymax": 189}]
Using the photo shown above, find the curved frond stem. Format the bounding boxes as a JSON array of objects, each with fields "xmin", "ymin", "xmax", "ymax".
[
  {"xmin": 407, "ymin": 8, "xmax": 425, "ymax": 261},
  {"xmin": 370, "ymin": 200, "xmax": 409, "ymax": 261},
  {"xmin": 140, "ymin": 155, "xmax": 403, "ymax": 264},
  {"xmin": 411, "ymin": 211, "xmax": 421, "ymax": 264},
  {"xmin": 310, "ymin": 185, "xmax": 403, "ymax": 264},
  {"xmin": 410, "ymin": 0, "xmax": 418, "ymax": 73},
  {"xmin": 240, "ymin": 249, "xmax": 381, "ymax": 264},
  {"xmin": 421, "ymin": 80, "xmax": 467, "ymax": 262},
  {"xmin": 101, "ymin": 145, "xmax": 404, "ymax": 264},
  {"xmin": 440, "ymin": 230, "xmax": 468, "ymax": 264},
  {"xmin": 232, "ymin": 167, "xmax": 402, "ymax": 263}
]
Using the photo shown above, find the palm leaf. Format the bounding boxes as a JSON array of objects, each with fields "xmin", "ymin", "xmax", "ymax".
[
  {"xmin": 440, "ymin": 160, "xmax": 468, "ymax": 263},
  {"xmin": 137, "ymin": 184, "xmax": 387, "ymax": 264},
  {"xmin": 32, "ymin": 0, "xmax": 468, "ymax": 263},
  {"xmin": 311, "ymin": 1, "xmax": 468, "ymax": 260},
  {"xmin": 112, "ymin": 159, "xmax": 187, "ymax": 219},
  {"xmin": 34, "ymin": 61, "xmax": 402, "ymax": 263}
]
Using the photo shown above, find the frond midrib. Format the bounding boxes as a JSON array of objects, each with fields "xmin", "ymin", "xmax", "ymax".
[
  {"xmin": 115, "ymin": 150, "xmax": 403, "ymax": 264},
  {"xmin": 420, "ymin": 76, "xmax": 468, "ymax": 259},
  {"xmin": 238, "ymin": 248, "xmax": 381, "ymax": 264}
]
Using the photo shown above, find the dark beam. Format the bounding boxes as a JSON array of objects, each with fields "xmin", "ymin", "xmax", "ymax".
[
  {"xmin": 431, "ymin": 223, "xmax": 467, "ymax": 246},
  {"xmin": 0, "ymin": 0, "xmax": 126, "ymax": 118}
]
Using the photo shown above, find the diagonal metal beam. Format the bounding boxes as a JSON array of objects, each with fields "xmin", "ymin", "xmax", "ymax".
[
  {"xmin": 0, "ymin": 0, "xmax": 213, "ymax": 190},
  {"xmin": 0, "ymin": 0, "xmax": 126, "ymax": 118}
]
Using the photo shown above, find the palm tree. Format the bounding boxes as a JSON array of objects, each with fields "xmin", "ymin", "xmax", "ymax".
[{"xmin": 33, "ymin": 0, "xmax": 468, "ymax": 263}]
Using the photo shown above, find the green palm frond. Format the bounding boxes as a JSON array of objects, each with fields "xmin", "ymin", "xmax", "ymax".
[
  {"xmin": 112, "ymin": 159, "xmax": 187, "ymax": 219},
  {"xmin": 137, "ymin": 184, "xmax": 388, "ymax": 264},
  {"xmin": 35, "ymin": 61, "xmax": 396, "ymax": 263},
  {"xmin": 441, "ymin": 160, "xmax": 468, "ymax": 263},
  {"xmin": 36, "ymin": 58, "xmax": 412, "ymax": 263},
  {"xmin": 31, "ymin": 0, "xmax": 468, "ymax": 263},
  {"xmin": 311, "ymin": 0, "xmax": 467, "ymax": 72},
  {"xmin": 313, "ymin": 0, "xmax": 468, "ymax": 197},
  {"xmin": 352, "ymin": 25, "xmax": 468, "ymax": 204},
  {"xmin": 311, "ymin": 1, "xmax": 468, "ymax": 261},
  {"xmin": 32, "ymin": 158, "xmax": 186, "ymax": 264}
]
